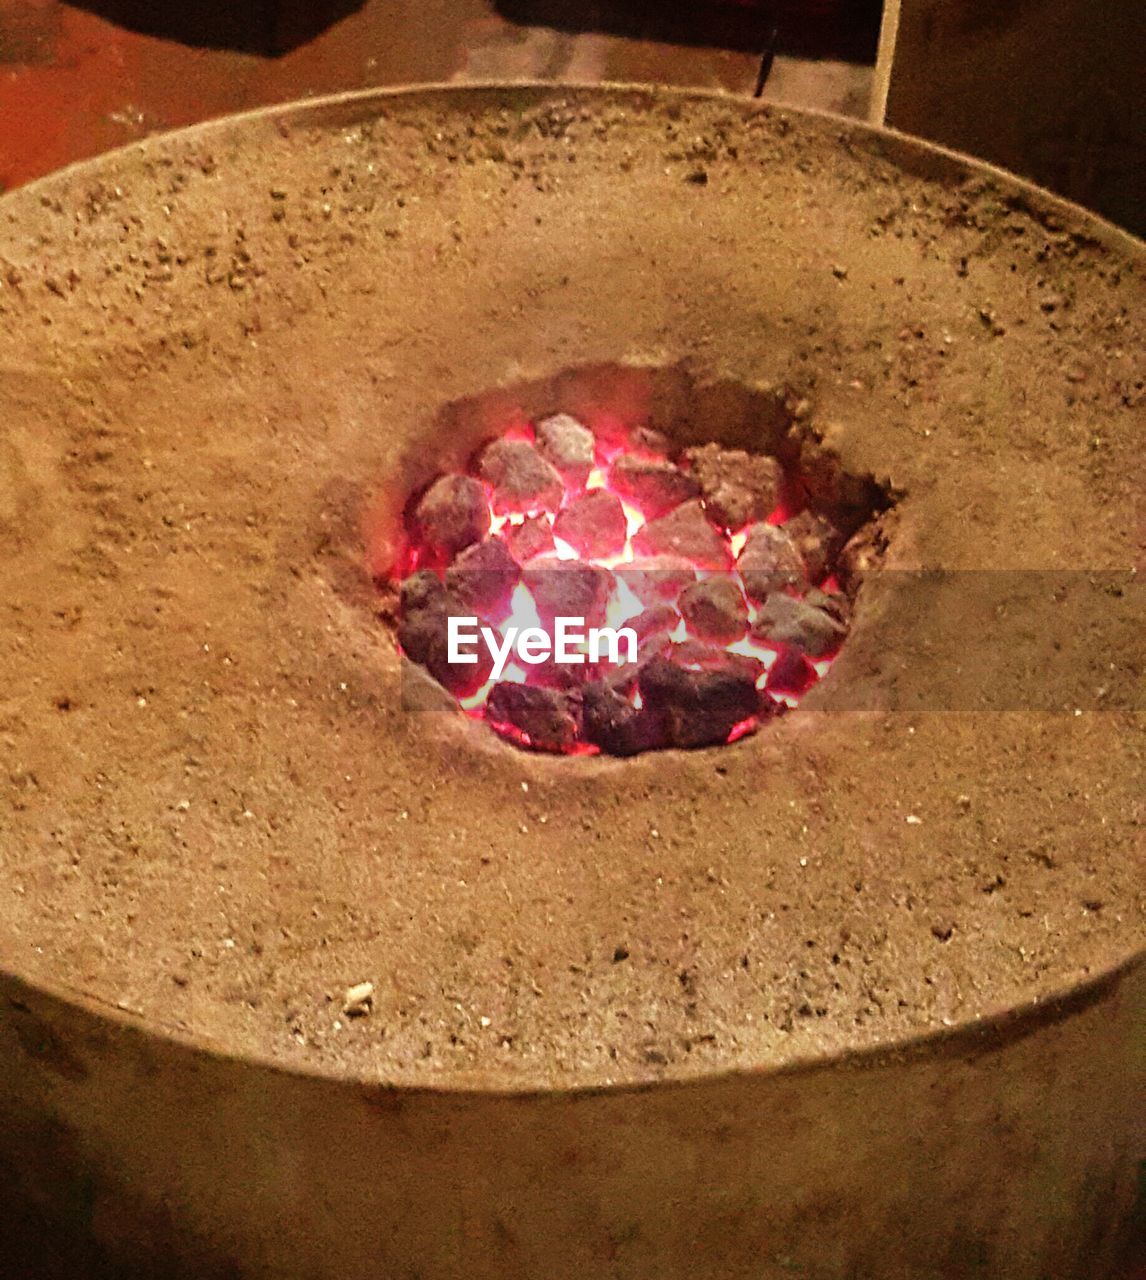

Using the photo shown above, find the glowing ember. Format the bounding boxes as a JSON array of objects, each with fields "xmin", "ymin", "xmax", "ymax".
[{"xmin": 391, "ymin": 414, "xmax": 854, "ymax": 754}]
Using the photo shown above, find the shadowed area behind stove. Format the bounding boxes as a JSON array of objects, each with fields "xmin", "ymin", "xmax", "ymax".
[
  {"xmin": 494, "ymin": 0, "xmax": 884, "ymax": 60},
  {"xmin": 64, "ymin": 0, "xmax": 366, "ymax": 54}
]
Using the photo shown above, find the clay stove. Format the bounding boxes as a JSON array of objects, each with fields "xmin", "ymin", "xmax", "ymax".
[{"xmin": 0, "ymin": 85, "xmax": 1142, "ymax": 1280}]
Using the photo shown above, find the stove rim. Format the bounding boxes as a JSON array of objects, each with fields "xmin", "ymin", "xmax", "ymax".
[
  {"xmin": 2, "ymin": 950, "xmax": 1138, "ymax": 1096},
  {"xmin": 3, "ymin": 79, "xmax": 1141, "ymax": 263}
]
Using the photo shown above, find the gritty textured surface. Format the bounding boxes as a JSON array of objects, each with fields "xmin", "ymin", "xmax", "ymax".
[
  {"xmin": 0, "ymin": 85, "xmax": 1142, "ymax": 1088},
  {"xmin": 0, "ymin": 0, "xmax": 873, "ymax": 191}
]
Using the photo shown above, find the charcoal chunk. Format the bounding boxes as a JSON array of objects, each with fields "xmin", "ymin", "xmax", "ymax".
[
  {"xmin": 486, "ymin": 683, "xmax": 582, "ymax": 752},
  {"xmin": 784, "ymin": 510, "xmax": 844, "ymax": 582},
  {"xmin": 595, "ymin": 605, "xmax": 676, "ymax": 682},
  {"xmin": 628, "ymin": 603, "xmax": 679, "ymax": 644},
  {"xmin": 516, "ymin": 604, "xmax": 622, "ymax": 689},
  {"xmin": 638, "ymin": 656, "xmax": 760, "ymax": 749},
  {"xmin": 399, "ymin": 571, "xmax": 493, "ymax": 697},
  {"xmin": 765, "ymin": 647, "xmax": 815, "ymax": 698},
  {"xmin": 527, "ymin": 650, "xmax": 605, "ymax": 690},
  {"xmin": 617, "ymin": 556, "xmax": 697, "ymax": 606},
  {"xmin": 668, "ymin": 641, "xmax": 766, "ymax": 687},
  {"xmin": 685, "ymin": 444, "xmax": 782, "ymax": 530},
  {"xmin": 678, "ymin": 577, "xmax": 749, "ymax": 643},
  {"xmin": 736, "ymin": 524, "xmax": 807, "ymax": 601},
  {"xmin": 751, "ymin": 592, "xmax": 847, "ymax": 659},
  {"xmin": 521, "ymin": 555, "xmax": 614, "ymax": 629},
  {"xmin": 444, "ymin": 538, "xmax": 520, "ymax": 617},
  {"xmin": 409, "ymin": 474, "xmax": 489, "ymax": 561},
  {"xmin": 504, "ymin": 514, "xmax": 554, "ymax": 562},
  {"xmin": 553, "ymin": 489, "xmax": 628, "ymax": 558},
  {"xmin": 583, "ymin": 681, "xmax": 668, "ymax": 755},
  {"xmin": 633, "ymin": 500, "xmax": 730, "ymax": 570},
  {"xmin": 609, "ymin": 454, "xmax": 699, "ymax": 518},
  {"xmin": 535, "ymin": 414, "xmax": 595, "ymax": 487},
  {"xmin": 478, "ymin": 439, "xmax": 564, "ymax": 515}
]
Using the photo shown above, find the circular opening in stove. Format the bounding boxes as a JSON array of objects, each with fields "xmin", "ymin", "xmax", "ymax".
[{"xmin": 376, "ymin": 366, "xmax": 894, "ymax": 755}]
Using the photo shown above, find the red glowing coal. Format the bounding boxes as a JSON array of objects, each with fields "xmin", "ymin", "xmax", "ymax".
[{"xmin": 390, "ymin": 413, "xmax": 852, "ymax": 755}]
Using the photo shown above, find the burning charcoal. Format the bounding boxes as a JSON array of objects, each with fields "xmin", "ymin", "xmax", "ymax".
[
  {"xmin": 618, "ymin": 556, "xmax": 697, "ymax": 606},
  {"xmin": 582, "ymin": 681, "xmax": 669, "ymax": 756},
  {"xmin": 599, "ymin": 658, "xmax": 641, "ymax": 696},
  {"xmin": 486, "ymin": 683, "xmax": 582, "ymax": 752},
  {"xmin": 603, "ymin": 606, "xmax": 676, "ymax": 679},
  {"xmin": 684, "ymin": 444, "xmax": 782, "ymax": 530},
  {"xmin": 409, "ymin": 474, "xmax": 489, "ymax": 561},
  {"xmin": 444, "ymin": 538, "xmax": 520, "ymax": 617},
  {"xmin": 765, "ymin": 647, "xmax": 815, "ymax": 698},
  {"xmin": 504, "ymin": 514, "xmax": 554, "ymax": 563},
  {"xmin": 398, "ymin": 571, "xmax": 493, "ymax": 697},
  {"xmin": 609, "ymin": 455, "xmax": 699, "ymax": 518},
  {"xmin": 528, "ymin": 651, "xmax": 604, "ymax": 690},
  {"xmin": 628, "ymin": 603, "xmax": 679, "ymax": 644},
  {"xmin": 521, "ymin": 610, "xmax": 620, "ymax": 690},
  {"xmin": 535, "ymin": 413, "xmax": 595, "ymax": 487},
  {"xmin": 553, "ymin": 489, "xmax": 628, "ymax": 559},
  {"xmin": 633, "ymin": 500, "xmax": 730, "ymax": 570},
  {"xmin": 784, "ymin": 510, "xmax": 844, "ymax": 582},
  {"xmin": 478, "ymin": 439, "xmax": 564, "ymax": 515},
  {"xmin": 638, "ymin": 656, "xmax": 760, "ymax": 749},
  {"xmin": 521, "ymin": 555, "xmax": 614, "ymax": 629},
  {"xmin": 668, "ymin": 641, "xmax": 766, "ymax": 687},
  {"xmin": 750, "ymin": 592, "xmax": 847, "ymax": 659},
  {"xmin": 678, "ymin": 577, "xmax": 749, "ymax": 643},
  {"xmin": 736, "ymin": 524, "xmax": 807, "ymax": 601}
]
